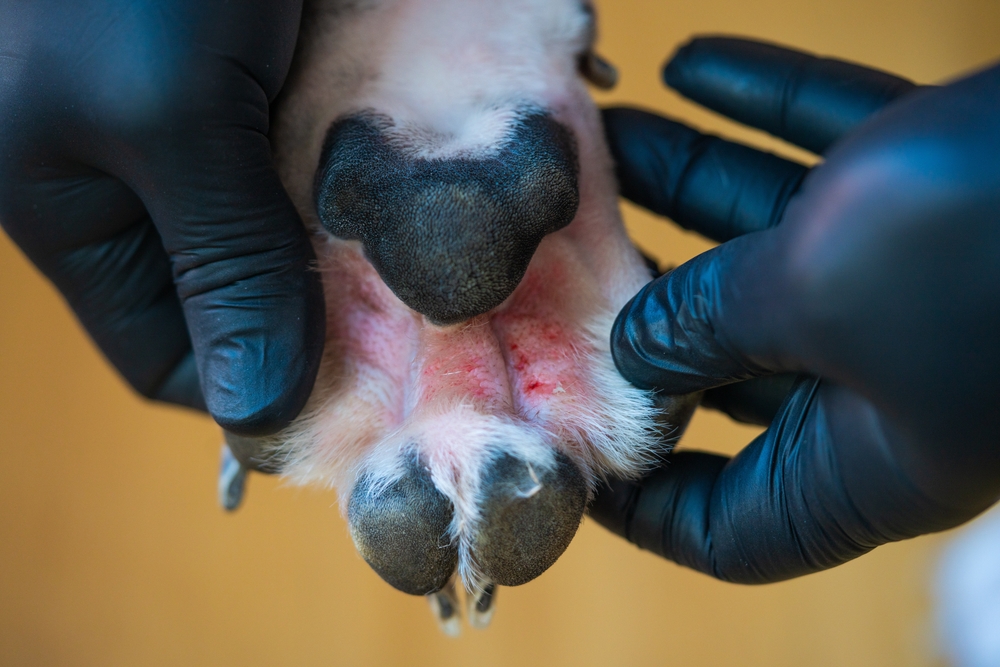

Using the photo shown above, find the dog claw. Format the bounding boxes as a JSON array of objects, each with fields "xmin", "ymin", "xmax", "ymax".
[
  {"xmin": 466, "ymin": 582, "xmax": 497, "ymax": 630},
  {"xmin": 218, "ymin": 443, "xmax": 248, "ymax": 512},
  {"xmin": 579, "ymin": 50, "xmax": 618, "ymax": 89},
  {"xmin": 428, "ymin": 577, "xmax": 462, "ymax": 637}
]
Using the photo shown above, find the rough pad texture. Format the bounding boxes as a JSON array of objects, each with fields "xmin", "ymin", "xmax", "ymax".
[
  {"xmin": 349, "ymin": 453, "xmax": 459, "ymax": 595},
  {"xmin": 315, "ymin": 111, "xmax": 579, "ymax": 324}
]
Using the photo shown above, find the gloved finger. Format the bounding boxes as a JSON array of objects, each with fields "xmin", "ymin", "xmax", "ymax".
[
  {"xmin": 588, "ymin": 450, "xmax": 730, "ymax": 575},
  {"xmin": 700, "ymin": 373, "xmax": 800, "ymax": 426},
  {"xmin": 591, "ymin": 378, "xmax": 970, "ymax": 583},
  {"xmin": 611, "ymin": 231, "xmax": 800, "ymax": 395},
  {"xmin": 53, "ymin": 221, "xmax": 207, "ymax": 411},
  {"xmin": 664, "ymin": 36, "xmax": 919, "ymax": 154},
  {"xmin": 130, "ymin": 123, "xmax": 326, "ymax": 437},
  {"xmin": 0, "ymin": 173, "xmax": 205, "ymax": 411},
  {"xmin": 603, "ymin": 107, "xmax": 808, "ymax": 242}
]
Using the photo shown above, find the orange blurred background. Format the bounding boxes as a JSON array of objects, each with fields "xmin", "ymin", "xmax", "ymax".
[{"xmin": 2, "ymin": 1, "xmax": 999, "ymax": 665}]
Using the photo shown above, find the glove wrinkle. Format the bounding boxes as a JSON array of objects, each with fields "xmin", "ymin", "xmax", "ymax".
[
  {"xmin": 612, "ymin": 242, "xmax": 779, "ymax": 395},
  {"xmin": 704, "ymin": 378, "xmax": 864, "ymax": 582}
]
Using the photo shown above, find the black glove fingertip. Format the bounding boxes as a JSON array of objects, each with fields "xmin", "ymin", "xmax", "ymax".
[
  {"xmin": 662, "ymin": 36, "xmax": 918, "ymax": 154},
  {"xmin": 610, "ymin": 285, "xmax": 666, "ymax": 392},
  {"xmin": 192, "ymin": 265, "xmax": 325, "ymax": 437}
]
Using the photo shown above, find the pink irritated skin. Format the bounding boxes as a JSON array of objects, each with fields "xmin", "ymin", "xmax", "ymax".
[
  {"xmin": 496, "ymin": 242, "xmax": 600, "ymax": 420},
  {"xmin": 415, "ymin": 322, "xmax": 513, "ymax": 412},
  {"xmin": 264, "ymin": 0, "xmax": 685, "ymax": 592}
]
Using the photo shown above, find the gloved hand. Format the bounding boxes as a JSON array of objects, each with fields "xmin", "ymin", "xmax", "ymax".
[
  {"xmin": 590, "ymin": 37, "xmax": 1000, "ymax": 583},
  {"xmin": 0, "ymin": 0, "xmax": 324, "ymax": 436}
]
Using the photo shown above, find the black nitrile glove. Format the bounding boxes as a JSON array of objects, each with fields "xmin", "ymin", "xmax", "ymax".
[
  {"xmin": 591, "ymin": 37, "xmax": 1000, "ymax": 583},
  {"xmin": 0, "ymin": 0, "xmax": 324, "ymax": 436}
]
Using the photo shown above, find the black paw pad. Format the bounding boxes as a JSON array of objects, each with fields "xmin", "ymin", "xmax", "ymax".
[
  {"xmin": 348, "ymin": 455, "xmax": 458, "ymax": 595},
  {"xmin": 314, "ymin": 110, "xmax": 579, "ymax": 325},
  {"xmin": 472, "ymin": 452, "xmax": 588, "ymax": 586}
]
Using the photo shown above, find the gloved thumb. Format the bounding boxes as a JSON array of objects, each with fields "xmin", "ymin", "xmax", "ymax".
[
  {"xmin": 611, "ymin": 230, "xmax": 803, "ymax": 395},
  {"xmin": 134, "ymin": 123, "xmax": 325, "ymax": 437}
]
